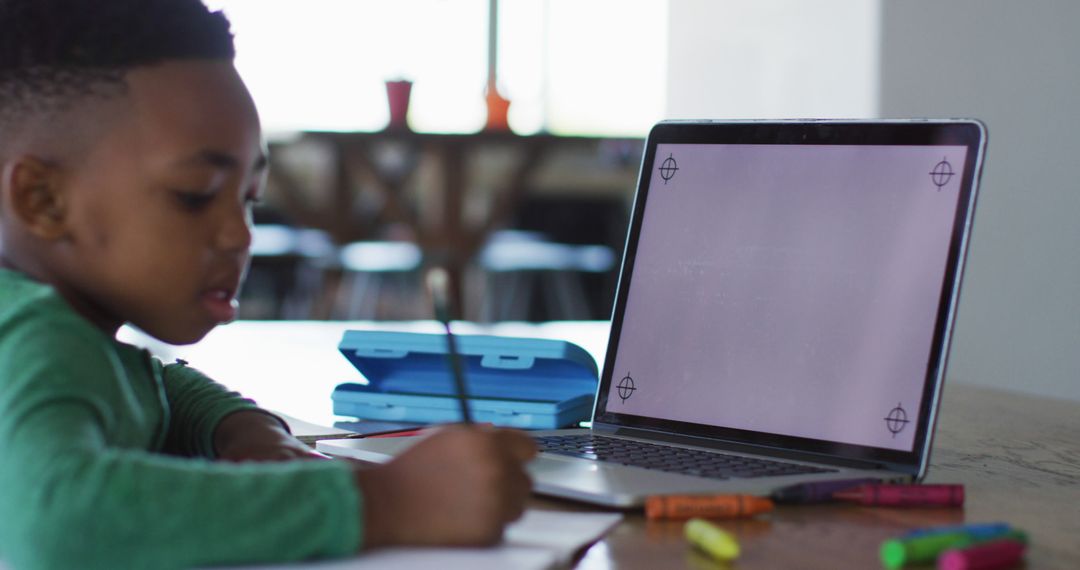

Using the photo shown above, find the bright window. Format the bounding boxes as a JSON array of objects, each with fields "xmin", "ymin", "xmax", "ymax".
[{"xmin": 205, "ymin": 0, "xmax": 668, "ymax": 137}]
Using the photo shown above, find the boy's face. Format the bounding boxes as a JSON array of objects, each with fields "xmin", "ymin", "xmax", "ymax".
[{"xmin": 55, "ymin": 61, "xmax": 266, "ymax": 344}]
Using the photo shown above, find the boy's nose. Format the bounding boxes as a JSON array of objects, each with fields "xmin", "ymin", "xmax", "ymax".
[{"xmin": 217, "ymin": 211, "xmax": 253, "ymax": 253}]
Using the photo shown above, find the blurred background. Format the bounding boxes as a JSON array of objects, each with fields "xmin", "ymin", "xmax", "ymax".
[{"xmin": 199, "ymin": 0, "xmax": 1079, "ymax": 402}]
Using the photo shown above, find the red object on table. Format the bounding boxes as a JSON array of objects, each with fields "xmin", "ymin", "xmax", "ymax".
[{"xmin": 832, "ymin": 484, "xmax": 964, "ymax": 507}]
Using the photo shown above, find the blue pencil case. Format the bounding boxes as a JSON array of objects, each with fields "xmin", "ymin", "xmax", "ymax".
[{"xmin": 332, "ymin": 330, "xmax": 599, "ymax": 429}]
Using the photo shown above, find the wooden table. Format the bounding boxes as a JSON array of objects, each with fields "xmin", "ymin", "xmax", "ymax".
[
  {"xmin": 554, "ymin": 384, "xmax": 1080, "ymax": 569},
  {"xmin": 123, "ymin": 322, "xmax": 1080, "ymax": 569}
]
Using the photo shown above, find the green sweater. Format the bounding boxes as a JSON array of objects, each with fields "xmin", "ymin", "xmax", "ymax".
[{"xmin": 0, "ymin": 270, "xmax": 361, "ymax": 570}]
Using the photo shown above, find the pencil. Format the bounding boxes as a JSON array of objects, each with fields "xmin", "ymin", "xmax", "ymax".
[{"xmin": 426, "ymin": 268, "xmax": 472, "ymax": 424}]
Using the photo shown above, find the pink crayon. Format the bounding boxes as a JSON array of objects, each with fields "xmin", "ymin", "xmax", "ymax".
[
  {"xmin": 937, "ymin": 539, "xmax": 1026, "ymax": 570},
  {"xmin": 832, "ymin": 484, "xmax": 964, "ymax": 507}
]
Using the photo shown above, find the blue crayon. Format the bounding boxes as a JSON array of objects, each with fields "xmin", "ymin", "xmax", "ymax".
[
  {"xmin": 904, "ymin": 522, "xmax": 1012, "ymax": 540},
  {"xmin": 770, "ymin": 478, "xmax": 881, "ymax": 504}
]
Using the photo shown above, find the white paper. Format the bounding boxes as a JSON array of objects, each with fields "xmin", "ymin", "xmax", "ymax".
[
  {"xmin": 504, "ymin": 509, "xmax": 623, "ymax": 564},
  {"xmin": 204, "ymin": 508, "xmax": 623, "ymax": 570},
  {"xmin": 219, "ymin": 546, "xmax": 558, "ymax": 570}
]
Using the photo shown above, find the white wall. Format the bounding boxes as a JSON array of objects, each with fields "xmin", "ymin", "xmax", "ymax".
[
  {"xmin": 880, "ymin": 1, "xmax": 1080, "ymax": 402},
  {"xmin": 666, "ymin": 0, "xmax": 880, "ymax": 120},
  {"xmin": 667, "ymin": 0, "xmax": 1080, "ymax": 402}
]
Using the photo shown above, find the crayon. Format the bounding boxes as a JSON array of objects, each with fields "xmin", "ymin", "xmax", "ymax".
[
  {"xmin": 904, "ymin": 522, "xmax": 1012, "ymax": 539},
  {"xmin": 770, "ymin": 478, "xmax": 881, "ymax": 504},
  {"xmin": 645, "ymin": 494, "xmax": 773, "ymax": 520},
  {"xmin": 938, "ymin": 539, "xmax": 1027, "ymax": 570},
  {"xmin": 685, "ymin": 518, "xmax": 740, "ymax": 561},
  {"xmin": 879, "ymin": 530, "xmax": 1027, "ymax": 568},
  {"xmin": 832, "ymin": 484, "xmax": 964, "ymax": 507}
]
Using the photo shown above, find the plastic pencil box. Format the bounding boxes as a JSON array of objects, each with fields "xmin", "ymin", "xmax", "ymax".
[{"xmin": 332, "ymin": 330, "xmax": 599, "ymax": 429}]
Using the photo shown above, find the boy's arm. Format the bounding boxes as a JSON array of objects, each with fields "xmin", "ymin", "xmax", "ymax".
[
  {"xmin": 1, "ymin": 402, "xmax": 363, "ymax": 570},
  {"xmin": 0, "ymin": 317, "xmax": 362, "ymax": 570},
  {"xmin": 158, "ymin": 363, "xmax": 541, "ymax": 546},
  {"xmin": 158, "ymin": 359, "xmax": 318, "ymax": 460},
  {"xmin": 158, "ymin": 361, "xmax": 541, "ymax": 546},
  {"xmin": 214, "ymin": 408, "xmax": 324, "ymax": 461}
]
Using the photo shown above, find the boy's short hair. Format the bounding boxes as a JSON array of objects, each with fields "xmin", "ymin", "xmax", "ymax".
[{"xmin": 0, "ymin": 0, "xmax": 235, "ymax": 126}]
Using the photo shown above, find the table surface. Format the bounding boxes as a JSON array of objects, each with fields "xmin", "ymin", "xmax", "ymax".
[
  {"xmin": 556, "ymin": 383, "xmax": 1080, "ymax": 569},
  {"xmin": 121, "ymin": 321, "xmax": 1080, "ymax": 569}
]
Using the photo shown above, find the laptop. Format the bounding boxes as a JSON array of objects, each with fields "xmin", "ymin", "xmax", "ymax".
[{"xmin": 319, "ymin": 119, "xmax": 987, "ymax": 508}]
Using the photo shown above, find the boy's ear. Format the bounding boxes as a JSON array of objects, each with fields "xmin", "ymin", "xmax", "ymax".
[{"xmin": 3, "ymin": 156, "xmax": 69, "ymax": 240}]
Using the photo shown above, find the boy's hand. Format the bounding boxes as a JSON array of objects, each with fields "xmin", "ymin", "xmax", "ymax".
[
  {"xmin": 214, "ymin": 410, "xmax": 326, "ymax": 462},
  {"xmin": 354, "ymin": 425, "xmax": 537, "ymax": 548}
]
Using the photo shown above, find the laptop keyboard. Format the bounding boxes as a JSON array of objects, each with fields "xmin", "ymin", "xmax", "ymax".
[{"xmin": 535, "ymin": 434, "xmax": 836, "ymax": 480}]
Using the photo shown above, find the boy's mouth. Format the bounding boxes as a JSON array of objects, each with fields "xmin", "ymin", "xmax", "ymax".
[{"xmin": 201, "ymin": 288, "xmax": 238, "ymax": 323}]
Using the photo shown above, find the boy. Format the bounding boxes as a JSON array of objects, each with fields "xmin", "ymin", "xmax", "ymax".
[{"xmin": 0, "ymin": 1, "xmax": 536, "ymax": 569}]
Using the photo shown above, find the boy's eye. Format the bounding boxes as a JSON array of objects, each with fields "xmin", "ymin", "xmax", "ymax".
[{"xmin": 173, "ymin": 191, "xmax": 215, "ymax": 211}]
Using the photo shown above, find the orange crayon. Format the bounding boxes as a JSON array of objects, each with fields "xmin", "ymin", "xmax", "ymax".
[{"xmin": 645, "ymin": 494, "xmax": 774, "ymax": 520}]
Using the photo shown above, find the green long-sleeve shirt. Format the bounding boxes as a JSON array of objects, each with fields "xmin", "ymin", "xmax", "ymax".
[{"xmin": 0, "ymin": 269, "xmax": 361, "ymax": 570}]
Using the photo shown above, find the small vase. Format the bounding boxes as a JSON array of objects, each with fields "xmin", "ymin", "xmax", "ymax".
[
  {"xmin": 385, "ymin": 79, "xmax": 413, "ymax": 131},
  {"xmin": 484, "ymin": 84, "xmax": 511, "ymax": 132}
]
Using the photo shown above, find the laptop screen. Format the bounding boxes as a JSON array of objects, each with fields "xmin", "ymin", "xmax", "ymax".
[{"xmin": 595, "ymin": 121, "xmax": 985, "ymax": 468}]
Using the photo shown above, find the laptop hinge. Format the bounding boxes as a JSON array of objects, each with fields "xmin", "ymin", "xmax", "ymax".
[{"xmin": 595, "ymin": 425, "xmax": 893, "ymax": 472}]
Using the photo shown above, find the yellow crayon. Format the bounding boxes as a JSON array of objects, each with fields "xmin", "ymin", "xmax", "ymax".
[{"xmin": 685, "ymin": 518, "xmax": 741, "ymax": 562}]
